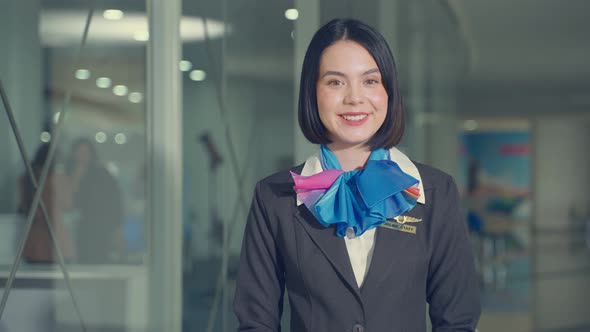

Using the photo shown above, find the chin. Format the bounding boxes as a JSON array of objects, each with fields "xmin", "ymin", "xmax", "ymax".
[{"xmin": 330, "ymin": 139, "xmax": 372, "ymax": 149}]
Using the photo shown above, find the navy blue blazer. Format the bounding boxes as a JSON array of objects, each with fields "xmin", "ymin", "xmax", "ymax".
[{"xmin": 234, "ymin": 161, "xmax": 481, "ymax": 332}]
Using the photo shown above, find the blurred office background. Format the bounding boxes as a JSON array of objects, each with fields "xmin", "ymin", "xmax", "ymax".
[{"xmin": 0, "ymin": 0, "xmax": 589, "ymax": 331}]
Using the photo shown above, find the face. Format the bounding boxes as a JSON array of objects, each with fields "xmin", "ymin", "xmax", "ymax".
[{"xmin": 316, "ymin": 40, "xmax": 388, "ymax": 151}]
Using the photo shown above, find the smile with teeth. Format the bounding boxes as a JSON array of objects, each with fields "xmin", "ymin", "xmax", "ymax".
[{"xmin": 341, "ymin": 114, "xmax": 368, "ymax": 121}]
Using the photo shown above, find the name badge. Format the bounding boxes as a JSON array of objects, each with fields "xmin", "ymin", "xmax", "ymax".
[{"xmin": 380, "ymin": 215, "xmax": 422, "ymax": 234}]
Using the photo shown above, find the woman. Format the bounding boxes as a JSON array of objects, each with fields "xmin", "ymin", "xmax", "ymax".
[
  {"xmin": 66, "ymin": 138, "xmax": 124, "ymax": 263},
  {"xmin": 234, "ymin": 18, "xmax": 481, "ymax": 331},
  {"xmin": 18, "ymin": 143, "xmax": 75, "ymax": 263}
]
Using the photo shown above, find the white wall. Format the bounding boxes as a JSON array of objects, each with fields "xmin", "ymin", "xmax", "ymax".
[{"xmin": 533, "ymin": 116, "xmax": 590, "ymax": 330}]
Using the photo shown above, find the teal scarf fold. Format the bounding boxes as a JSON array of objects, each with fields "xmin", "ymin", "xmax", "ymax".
[{"xmin": 294, "ymin": 145, "xmax": 420, "ymax": 237}]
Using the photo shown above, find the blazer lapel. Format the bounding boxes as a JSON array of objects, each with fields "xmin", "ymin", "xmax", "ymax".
[{"xmin": 294, "ymin": 205, "xmax": 360, "ymax": 294}]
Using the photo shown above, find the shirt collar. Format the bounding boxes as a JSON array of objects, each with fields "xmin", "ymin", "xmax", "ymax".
[{"xmin": 297, "ymin": 147, "xmax": 425, "ymax": 205}]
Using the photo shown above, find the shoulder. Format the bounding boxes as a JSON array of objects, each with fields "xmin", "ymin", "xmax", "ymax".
[
  {"xmin": 255, "ymin": 164, "xmax": 304, "ymax": 199},
  {"xmin": 413, "ymin": 162, "xmax": 461, "ymax": 211},
  {"xmin": 413, "ymin": 161, "xmax": 456, "ymax": 192},
  {"xmin": 411, "ymin": 163, "xmax": 464, "ymax": 231},
  {"xmin": 248, "ymin": 165, "xmax": 303, "ymax": 229}
]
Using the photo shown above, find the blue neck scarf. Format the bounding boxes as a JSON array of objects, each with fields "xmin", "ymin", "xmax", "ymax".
[{"xmin": 302, "ymin": 144, "xmax": 419, "ymax": 237}]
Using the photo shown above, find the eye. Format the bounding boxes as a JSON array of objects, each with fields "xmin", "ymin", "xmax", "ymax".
[
  {"xmin": 327, "ymin": 79, "xmax": 344, "ymax": 86},
  {"xmin": 365, "ymin": 78, "xmax": 380, "ymax": 85}
]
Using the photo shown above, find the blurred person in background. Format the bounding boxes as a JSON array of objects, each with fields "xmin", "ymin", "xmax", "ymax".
[
  {"xmin": 18, "ymin": 143, "xmax": 75, "ymax": 263},
  {"xmin": 66, "ymin": 138, "xmax": 124, "ymax": 264}
]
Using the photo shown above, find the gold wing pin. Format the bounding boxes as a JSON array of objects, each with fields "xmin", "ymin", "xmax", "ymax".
[{"xmin": 394, "ymin": 215, "xmax": 422, "ymax": 224}]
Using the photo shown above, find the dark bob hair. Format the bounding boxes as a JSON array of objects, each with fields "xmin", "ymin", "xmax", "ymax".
[{"xmin": 298, "ymin": 18, "xmax": 405, "ymax": 149}]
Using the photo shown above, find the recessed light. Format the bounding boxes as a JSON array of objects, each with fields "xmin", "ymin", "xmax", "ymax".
[
  {"xmin": 133, "ymin": 30, "xmax": 149, "ymax": 41},
  {"xmin": 103, "ymin": 9, "xmax": 124, "ymax": 21},
  {"xmin": 128, "ymin": 92, "xmax": 143, "ymax": 103},
  {"xmin": 40, "ymin": 131, "xmax": 51, "ymax": 143},
  {"xmin": 113, "ymin": 85, "xmax": 129, "ymax": 96},
  {"xmin": 114, "ymin": 133, "xmax": 127, "ymax": 145},
  {"xmin": 285, "ymin": 9, "xmax": 299, "ymax": 21},
  {"xmin": 95, "ymin": 131, "xmax": 107, "ymax": 143},
  {"xmin": 75, "ymin": 69, "xmax": 91, "ymax": 80},
  {"xmin": 179, "ymin": 60, "xmax": 192, "ymax": 72},
  {"xmin": 96, "ymin": 77, "xmax": 112, "ymax": 88},
  {"xmin": 189, "ymin": 70, "xmax": 206, "ymax": 81}
]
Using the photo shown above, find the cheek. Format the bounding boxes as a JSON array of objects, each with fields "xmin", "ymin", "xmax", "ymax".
[
  {"xmin": 316, "ymin": 89, "xmax": 339, "ymax": 115},
  {"xmin": 369, "ymin": 89, "xmax": 389, "ymax": 110}
]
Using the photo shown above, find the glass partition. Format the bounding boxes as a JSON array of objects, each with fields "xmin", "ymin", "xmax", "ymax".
[
  {"xmin": 0, "ymin": 1, "xmax": 152, "ymax": 330},
  {"xmin": 180, "ymin": 0, "xmax": 295, "ymax": 330}
]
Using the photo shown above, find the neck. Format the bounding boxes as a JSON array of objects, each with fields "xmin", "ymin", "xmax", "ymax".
[{"xmin": 327, "ymin": 143, "xmax": 372, "ymax": 171}]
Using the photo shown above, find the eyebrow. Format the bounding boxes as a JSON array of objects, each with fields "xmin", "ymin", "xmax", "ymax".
[{"xmin": 320, "ymin": 68, "xmax": 381, "ymax": 79}]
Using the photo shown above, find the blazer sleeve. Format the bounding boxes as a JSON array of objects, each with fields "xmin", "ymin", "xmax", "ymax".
[
  {"xmin": 427, "ymin": 176, "xmax": 481, "ymax": 331},
  {"xmin": 234, "ymin": 182, "xmax": 285, "ymax": 332}
]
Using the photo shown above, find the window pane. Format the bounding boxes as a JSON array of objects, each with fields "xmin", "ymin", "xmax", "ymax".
[{"xmin": 0, "ymin": 1, "xmax": 149, "ymax": 331}]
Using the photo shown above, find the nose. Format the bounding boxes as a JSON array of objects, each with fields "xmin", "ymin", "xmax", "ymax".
[{"xmin": 343, "ymin": 83, "xmax": 364, "ymax": 105}]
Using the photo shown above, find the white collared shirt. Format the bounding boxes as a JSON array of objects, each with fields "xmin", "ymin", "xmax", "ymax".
[{"xmin": 297, "ymin": 147, "xmax": 425, "ymax": 287}]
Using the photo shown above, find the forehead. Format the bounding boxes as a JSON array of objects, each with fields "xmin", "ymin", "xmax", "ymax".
[{"xmin": 319, "ymin": 40, "xmax": 378, "ymax": 71}]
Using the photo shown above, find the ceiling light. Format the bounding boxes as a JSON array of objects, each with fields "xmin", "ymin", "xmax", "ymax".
[
  {"xmin": 285, "ymin": 9, "xmax": 299, "ymax": 20},
  {"xmin": 114, "ymin": 133, "xmax": 127, "ymax": 145},
  {"xmin": 95, "ymin": 131, "xmax": 107, "ymax": 143},
  {"xmin": 103, "ymin": 9, "xmax": 124, "ymax": 21},
  {"xmin": 75, "ymin": 69, "xmax": 91, "ymax": 80},
  {"xmin": 189, "ymin": 70, "xmax": 206, "ymax": 81},
  {"xmin": 113, "ymin": 85, "xmax": 129, "ymax": 96},
  {"xmin": 128, "ymin": 92, "xmax": 143, "ymax": 103},
  {"xmin": 40, "ymin": 131, "xmax": 51, "ymax": 143},
  {"xmin": 179, "ymin": 60, "xmax": 192, "ymax": 72},
  {"xmin": 40, "ymin": 11, "xmax": 228, "ymax": 46},
  {"xmin": 96, "ymin": 77, "xmax": 112, "ymax": 88},
  {"xmin": 133, "ymin": 30, "xmax": 149, "ymax": 41}
]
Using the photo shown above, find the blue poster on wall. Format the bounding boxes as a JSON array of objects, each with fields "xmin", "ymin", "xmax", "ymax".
[{"xmin": 460, "ymin": 130, "xmax": 531, "ymax": 312}]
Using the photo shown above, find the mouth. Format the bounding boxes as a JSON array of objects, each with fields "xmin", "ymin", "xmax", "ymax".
[
  {"xmin": 339, "ymin": 113, "xmax": 370, "ymax": 126},
  {"xmin": 341, "ymin": 114, "xmax": 368, "ymax": 121}
]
